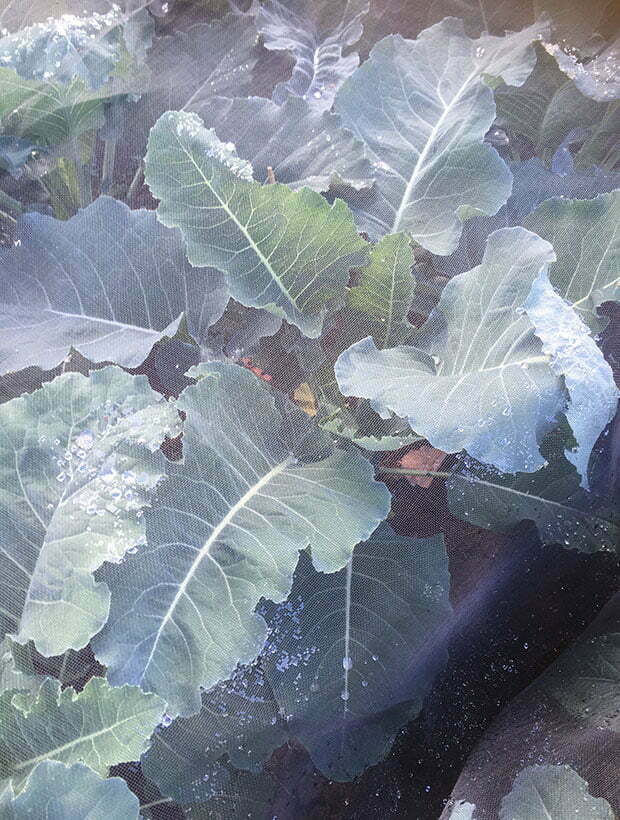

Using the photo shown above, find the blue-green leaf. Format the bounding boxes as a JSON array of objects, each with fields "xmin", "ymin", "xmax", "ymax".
[
  {"xmin": 0, "ymin": 196, "xmax": 229, "ymax": 373},
  {"xmin": 0, "ymin": 761, "xmax": 140, "ymax": 819},
  {"xmin": 93, "ymin": 363, "xmax": 390, "ymax": 716},
  {"xmin": 0, "ymin": 676, "xmax": 164, "ymax": 790},
  {"xmin": 333, "ymin": 18, "xmax": 547, "ymax": 253},
  {"xmin": 499, "ymin": 765, "xmax": 614, "ymax": 820},
  {"xmin": 523, "ymin": 192, "xmax": 620, "ymax": 332},
  {"xmin": 524, "ymin": 271, "xmax": 618, "ymax": 487},
  {"xmin": 0, "ymin": 367, "xmax": 179, "ymax": 655},
  {"xmin": 144, "ymin": 110, "xmax": 369, "ymax": 337},
  {"xmin": 261, "ymin": 524, "xmax": 452, "ymax": 780},
  {"xmin": 187, "ymin": 95, "xmax": 373, "ymax": 192},
  {"xmin": 336, "ymin": 228, "xmax": 565, "ymax": 474},
  {"xmin": 257, "ymin": 0, "xmax": 369, "ymax": 110},
  {"xmin": 142, "ymin": 662, "xmax": 286, "ymax": 801}
]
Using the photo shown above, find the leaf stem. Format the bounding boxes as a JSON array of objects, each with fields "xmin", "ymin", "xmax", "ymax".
[
  {"xmin": 0, "ymin": 188, "xmax": 23, "ymax": 216},
  {"xmin": 140, "ymin": 797, "xmax": 174, "ymax": 810},
  {"xmin": 101, "ymin": 137, "xmax": 117, "ymax": 194},
  {"xmin": 127, "ymin": 163, "xmax": 144, "ymax": 205},
  {"xmin": 378, "ymin": 467, "xmax": 452, "ymax": 478}
]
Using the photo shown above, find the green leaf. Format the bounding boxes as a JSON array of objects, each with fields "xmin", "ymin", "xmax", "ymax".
[
  {"xmin": 499, "ymin": 764, "xmax": 614, "ymax": 820},
  {"xmin": 446, "ymin": 453, "xmax": 618, "ymax": 553},
  {"xmin": 347, "ymin": 232, "xmax": 414, "ymax": 348},
  {"xmin": 188, "ymin": 95, "xmax": 373, "ymax": 192},
  {"xmin": 163, "ymin": 758, "xmax": 279, "ymax": 819},
  {"xmin": 93, "ymin": 363, "xmax": 390, "ymax": 717},
  {"xmin": 121, "ymin": 14, "xmax": 260, "ymax": 166},
  {"xmin": 0, "ymin": 69, "xmax": 105, "ymax": 146},
  {"xmin": 544, "ymin": 630, "xmax": 620, "ymax": 731},
  {"xmin": 144, "ymin": 110, "xmax": 369, "ymax": 337},
  {"xmin": 0, "ymin": 640, "xmax": 42, "ymax": 700},
  {"xmin": 261, "ymin": 524, "xmax": 452, "ymax": 780},
  {"xmin": 336, "ymin": 228, "xmax": 565, "ymax": 474},
  {"xmin": 0, "ymin": 676, "xmax": 164, "ymax": 790},
  {"xmin": 0, "ymin": 7, "xmax": 136, "ymax": 90},
  {"xmin": 0, "ymin": 196, "xmax": 229, "ymax": 373},
  {"xmin": 334, "ymin": 19, "xmax": 546, "ymax": 253},
  {"xmin": 523, "ymin": 270, "xmax": 618, "ymax": 487},
  {"xmin": 523, "ymin": 192, "xmax": 620, "ymax": 331},
  {"xmin": 142, "ymin": 662, "xmax": 286, "ymax": 802},
  {"xmin": 0, "ymin": 367, "xmax": 179, "ymax": 656},
  {"xmin": 0, "ymin": 761, "xmax": 140, "ymax": 819},
  {"xmin": 495, "ymin": 45, "xmax": 619, "ymax": 168},
  {"xmin": 257, "ymin": 0, "xmax": 369, "ymax": 110},
  {"xmin": 545, "ymin": 41, "xmax": 620, "ymax": 103}
]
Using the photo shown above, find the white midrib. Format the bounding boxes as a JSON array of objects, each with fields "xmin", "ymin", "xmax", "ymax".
[
  {"xmin": 45, "ymin": 308, "xmax": 157, "ymax": 333},
  {"xmin": 450, "ymin": 473, "xmax": 610, "ymax": 523},
  {"xmin": 180, "ymin": 144, "xmax": 300, "ymax": 310},
  {"xmin": 341, "ymin": 557, "xmax": 353, "ymax": 722},
  {"xmin": 12, "ymin": 710, "xmax": 144, "ymax": 772},
  {"xmin": 390, "ymin": 65, "xmax": 481, "ymax": 234},
  {"xmin": 142, "ymin": 455, "xmax": 295, "ymax": 677}
]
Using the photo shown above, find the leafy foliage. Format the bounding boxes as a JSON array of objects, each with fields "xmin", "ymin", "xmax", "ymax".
[
  {"xmin": 260, "ymin": 524, "xmax": 452, "ymax": 780},
  {"xmin": 336, "ymin": 228, "xmax": 567, "ymax": 473},
  {"xmin": 0, "ymin": 676, "xmax": 164, "ymax": 790},
  {"xmin": 145, "ymin": 110, "xmax": 369, "ymax": 337},
  {"xmin": 0, "ymin": 761, "xmax": 141, "ymax": 819},
  {"xmin": 499, "ymin": 764, "xmax": 615, "ymax": 819},
  {"xmin": 333, "ymin": 18, "xmax": 546, "ymax": 253},
  {"xmin": 257, "ymin": 0, "xmax": 369, "ymax": 110},
  {"xmin": 93, "ymin": 363, "xmax": 390, "ymax": 716},
  {"xmin": 0, "ymin": 367, "xmax": 178, "ymax": 655},
  {"xmin": 0, "ymin": 196, "xmax": 229, "ymax": 372},
  {"xmin": 0, "ymin": 0, "xmax": 618, "ymax": 815}
]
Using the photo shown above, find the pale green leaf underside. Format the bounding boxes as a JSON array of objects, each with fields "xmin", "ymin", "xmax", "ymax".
[
  {"xmin": 524, "ymin": 271, "xmax": 618, "ymax": 487},
  {"xmin": 0, "ymin": 677, "xmax": 164, "ymax": 791},
  {"xmin": 144, "ymin": 110, "xmax": 369, "ymax": 337},
  {"xmin": 93, "ymin": 363, "xmax": 390, "ymax": 717},
  {"xmin": 499, "ymin": 765, "xmax": 614, "ymax": 819},
  {"xmin": 0, "ymin": 367, "xmax": 178, "ymax": 656},
  {"xmin": 0, "ymin": 761, "xmax": 140, "ymax": 819},
  {"xmin": 336, "ymin": 228, "xmax": 565, "ymax": 474},
  {"xmin": 334, "ymin": 19, "xmax": 546, "ymax": 253}
]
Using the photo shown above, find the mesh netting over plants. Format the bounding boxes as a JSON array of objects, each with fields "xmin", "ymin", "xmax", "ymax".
[{"xmin": 0, "ymin": 0, "xmax": 618, "ymax": 818}]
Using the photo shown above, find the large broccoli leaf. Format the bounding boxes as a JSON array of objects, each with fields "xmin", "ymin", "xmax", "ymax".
[
  {"xmin": 257, "ymin": 0, "xmax": 369, "ymax": 110},
  {"xmin": 0, "ymin": 761, "xmax": 140, "ymax": 819},
  {"xmin": 144, "ymin": 111, "xmax": 369, "ymax": 337},
  {"xmin": 0, "ymin": 676, "xmax": 164, "ymax": 790},
  {"xmin": 0, "ymin": 367, "xmax": 178, "ymax": 656},
  {"xmin": 499, "ymin": 765, "xmax": 614, "ymax": 819},
  {"xmin": 93, "ymin": 363, "xmax": 390, "ymax": 716},
  {"xmin": 260, "ymin": 524, "xmax": 452, "ymax": 780},
  {"xmin": 333, "ymin": 18, "xmax": 546, "ymax": 253},
  {"xmin": 0, "ymin": 196, "xmax": 229, "ymax": 373},
  {"xmin": 186, "ymin": 95, "xmax": 372, "ymax": 192},
  {"xmin": 336, "ymin": 228, "xmax": 565, "ymax": 473}
]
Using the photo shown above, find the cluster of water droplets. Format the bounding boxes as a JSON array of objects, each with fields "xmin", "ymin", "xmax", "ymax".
[
  {"xmin": 172, "ymin": 113, "xmax": 254, "ymax": 182},
  {"xmin": 0, "ymin": 7, "xmax": 124, "ymax": 88},
  {"xmin": 545, "ymin": 41, "xmax": 620, "ymax": 102}
]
